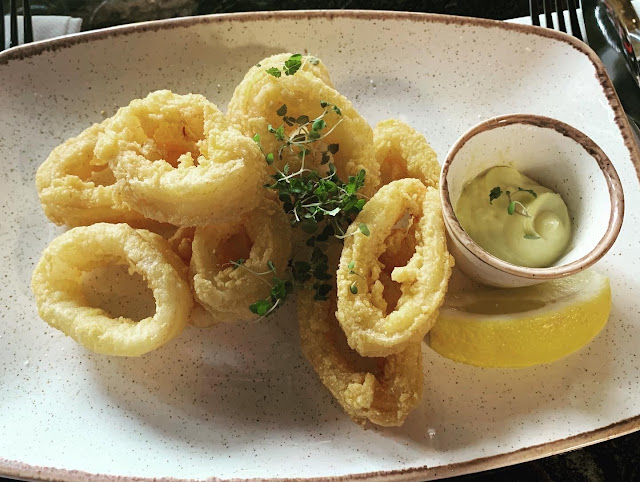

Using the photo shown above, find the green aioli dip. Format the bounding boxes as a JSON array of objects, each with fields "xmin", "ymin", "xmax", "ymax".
[{"xmin": 455, "ymin": 166, "xmax": 571, "ymax": 268}]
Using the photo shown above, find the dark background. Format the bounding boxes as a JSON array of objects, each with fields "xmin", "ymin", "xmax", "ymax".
[
  {"xmin": 2, "ymin": 0, "xmax": 640, "ymax": 481},
  {"xmin": 5, "ymin": 0, "xmax": 530, "ymax": 30}
]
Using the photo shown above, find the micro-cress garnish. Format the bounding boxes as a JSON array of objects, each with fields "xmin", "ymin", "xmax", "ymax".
[
  {"xmin": 265, "ymin": 53, "xmax": 304, "ymax": 78},
  {"xmin": 228, "ymin": 259, "xmax": 293, "ymax": 317},
  {"xmin": 265, "ymin": 54, "xmax": 321, "ymax": 78},
  {"xmin": 241, "ymin": 100, "xmax": 370, "ymax": 315},
  {"xmin": 346, "ymin": 260, "xmax": 365, "ymax": 295},
  {"xmin": 489, "ymin": 186, "xmax": 538, "ymax": 219}
]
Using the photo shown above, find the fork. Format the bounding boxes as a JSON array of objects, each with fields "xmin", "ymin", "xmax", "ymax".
[
  {"xmin": 532, "ymin": 0, "xmax": 640, "ymax": 135},
  {"xmin": 530, "ymin": 0, "xmax": 584, "ymax": 40},
  {"xmin": 1, "ymin": 0, "xmax": 34, "ymax": 52}
]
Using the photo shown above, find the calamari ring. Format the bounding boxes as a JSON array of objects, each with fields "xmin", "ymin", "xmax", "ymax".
[
  {"xmin": 336, "ymin": 179, "xmax": 453, "ymax": 357},
  {"xmin": 167, "ymin": 226, "xmax": 196, "ymax": 264},
  {"xmin": 95, "ymin": 90, "xmax": 266, "ymax": 226},
  {"xmin": 237, "ymin": 53, "xmax": 335, "ymax": 90},
  {"xmin": 31, "ymin": 223, "xmax": 193, "ymax": 356},
  {"xmin": 372, "ymin": 119, "xmax": 440, "ymax": 192},
  {"xmin": 298, "ymin": 285, "xmax": 423, "ymax": 426},
  {"xmin": 227, "ymin": 60, "xmax": 380, "ymax": 196},
  {"xmin": 190, "ymin": 197, "xmax": 292, "ymax": 324},
  {"xmin": 36, "ymin": 121, "xmax": 151, "ymax": 227}
]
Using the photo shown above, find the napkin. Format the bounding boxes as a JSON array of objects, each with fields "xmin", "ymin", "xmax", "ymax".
[{"xmin": 3, "ymin": 15, "xmax": 82, "ymax": 49}]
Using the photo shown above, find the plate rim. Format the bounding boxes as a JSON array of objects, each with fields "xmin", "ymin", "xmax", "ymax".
[{"xmin": 1, "ymin": 9, "xmax": 639, "ymax": 482}]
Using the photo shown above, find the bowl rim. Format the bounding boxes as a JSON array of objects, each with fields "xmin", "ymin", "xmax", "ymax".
[{"xmin": 439, "ymin": 113, "xmax": 625, "ymax": 279}]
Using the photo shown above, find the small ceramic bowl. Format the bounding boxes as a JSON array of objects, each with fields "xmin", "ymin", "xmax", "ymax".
[{"xmin": 440, "ymin": 114, "xmax": 624, "ymax": 288}]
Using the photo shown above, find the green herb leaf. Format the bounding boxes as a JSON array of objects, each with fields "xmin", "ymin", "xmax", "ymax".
[
  {"xmin": 490, "ymin": 188, "xmax": 533, "ymax": 218},
  {"xmin": 300, "ymin": 218, "xmax": 318, "ymax": 234},
  {"xmin": 347, "ymin": 260, "xmax": 355, "ymax": 270},
  {"xmin": 284, "ymin": 53, "xmax": 303, "ymax": 76},
  {"xmin": 312, "ymin": 119, "xmax": 326, "ymax": 131},
  {"xmin": 274, "ymin": 125, "xmax": 285, "ymax": 141},
  {"xmin": 250, "ymin": 299, "xmax": 272, "ymax": 316},
  {"xmin": 267, "ymin": 260, "xmax": 276, "ymax": 272},
  {"xmin": 350, "ymin": 283, "xmax": 358, "ymax": 294},
  {"xmin": 232, "ymin": 258, "xmax": 245, "ymax": 269},
  {"xmin": 314, "ymin": 282, "xmax": 332, "ymax": 301},
  {"xmin": 324, "ymin": 207, "xmax": 341, "ymax": 216},
  {"xmin": 253, "ymin": 133, "xmax": 261, "ymax": 143},
  {"xmin": 518, "ymin": 187, "xmax": 538, "ymax": 198},
  {"xmin": 255, "ymin": 102, "xmax": 369, "ymax": 316},
  {"xmin": 292, "ymin": 261, "xmax": 312, "ymax": 283},
  {"xmin": 489, "ymin": 186, "xmax": 502, "ymax": 204},
  {"xmin": 266, "ymin": 67, "xmax": 281, "ymax": 78},
  {"xmin": 270, "ymin": 278, "xmax": 287, "ymax": 299},
  {"xmin": 266, "ymin": 152, "xmax": 275, "ymax": 164}
]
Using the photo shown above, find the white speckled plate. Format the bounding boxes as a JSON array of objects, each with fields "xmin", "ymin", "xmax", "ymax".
[{"xmin": 1, "ymin": 10, "xmax": 639, "ymax": 482}]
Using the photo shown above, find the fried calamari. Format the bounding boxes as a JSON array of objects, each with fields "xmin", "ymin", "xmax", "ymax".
[
  {"xmin": 227, "ymin": 56, "xmax": 380, "ymax": 196},
  {"xmin": 36, "ymin": 122, "xmax": 149, "ymax": 227},
  {"xmin": 31, "ymin": 223, "xmax": 193, "ymax": 356},
  {"xmin": 190, "ymin": 198, "xmax": 292, "ymax": 324},
  {"xmin": 337, "ymin": 179, "xmax": 453, "ymax": 357},
  {"xmin": 31, "ymin": 55, "xmax": 450, "ymax": 427},
  {"xmin": 241, "ymin": 53, "xmax": 335, "ymax": 88},
  {"xmin": 373, "ymin": 119, "xmax": 440, "ymax": 191},
  {"xmin": 167, "ymin": 226, "xmax": 196, "ymax": 264},
  {"xmin": 95, "ymin": 90, "xmax": 266, "ymax": 226},
  {"xmin": 298, "ymin": 285, "xmax": 423, "ymax": 426}
]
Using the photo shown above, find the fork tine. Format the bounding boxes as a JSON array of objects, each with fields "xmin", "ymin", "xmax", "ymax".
[
  {"xmin": 544, "ymin": 0, "xmax": 554, "ymax": 28},
  {"xmin": 555, "ymin": 0, "xmax": 568, "ymax": 33},
  {"xmin": 23, "ymin": 0, "xmax": 33, "ymax": 44},
  {"xmin": 567, "ymin": 0, "xmax": 584, "ymax": 40},
  {"xmin": 530, "ymin": 0, "xmax": 541, "ymax": 26},
  {"xmin": 0, "ymin": 1, "xmax": 5, "ymax": 53},
  {"xmin": 9, "ymin": 0, "xmax": 18, "ymax": 48}
]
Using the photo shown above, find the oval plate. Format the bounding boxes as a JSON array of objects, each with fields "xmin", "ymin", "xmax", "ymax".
[{"xmin": 1, "ymin": 10, "xmax": 639, "ymax": 482}]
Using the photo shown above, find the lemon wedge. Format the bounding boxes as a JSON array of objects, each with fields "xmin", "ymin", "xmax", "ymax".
[{"xmin": 428, "ymin": 269, "xmax": 611, "ymax": 367}]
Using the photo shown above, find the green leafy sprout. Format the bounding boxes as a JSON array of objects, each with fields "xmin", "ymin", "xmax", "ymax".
[
  {"xmin": 346, "ymin": 260, "xmax": 366, "ymax": 295},
  {"xmin": 249, "ymin": 100, "xmax": 370, "ymax": 306},
  {"xmin": 265, "ymin": 53, "xmax": 306, "ymax": 78},
  {"xmin": 229, "ymin": 260, "xmax": 293, "ymax": 318},
  {"xmin": 489, "ymin": 186, "xmax": 537, "ymax": 216},
  {"xmin": 489, "ymin": 186, "xmax": 540, "ymax": 239}
]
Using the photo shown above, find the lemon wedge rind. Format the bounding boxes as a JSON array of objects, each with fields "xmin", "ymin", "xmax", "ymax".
[{"xmin": 428, "ymin": 270, "xmax": 611, "ymax": 368}]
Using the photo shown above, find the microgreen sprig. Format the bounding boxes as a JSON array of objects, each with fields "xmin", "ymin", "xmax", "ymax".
[
  {"xmin": 274, "ymin": 166, "xmax": 369, "ymax": 301},
  {"xmin": 249, "ymin": 100, "xmax": 370, "ymax": 304},
  {"xmin": 265, "ymin": 53, "xmax": 305, "ymax": 78},
  {"xmin": 489, "ymin": 186, "xmax": 537, "ymax": 218},
  {"xmin": 346, "ymin": 260, "xmax": 366, "ymax": 294},
  {"xmin": 489, "ymin": 186, "xmax": 541, "ymax": 240},
  {"xmin": 265, "ymin": 102, "xmax": 343, "ymax": 168},
  {"xmin": 237, "ymin": 261, "xmax": 293, "ymax": 318}
]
